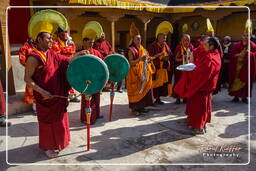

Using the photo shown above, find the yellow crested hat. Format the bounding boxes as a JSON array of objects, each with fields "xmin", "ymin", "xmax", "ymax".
[
  {"xmin": 82, "ymin": 21, "xmax": 103, "ymax": 40},
  {"xmin": 182, "ymin": 24, "xmax": 188, "ymax": 33},
  {"xmin": 155, "ymin": 21, "xmax": 173, "ymax": 38},
  {"xmin": 244, "ymin": 19, "xmax": 252, "ymax": 34},
  {"xmin": 28, "ymin": 9, "xmax": 68, "ymax": 40},
  {"xmin": 206, "ymin": 18, "xmax": 214, "ymax": 33},
  {"xmin": 129, "ymin": 22, "xmax": 140, "ymax": 38}
]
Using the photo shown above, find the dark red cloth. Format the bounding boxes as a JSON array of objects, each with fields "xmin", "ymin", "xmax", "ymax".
[
  {"xmin": 148, "ymin": 41, "xmax": 172, "ymax": 99},
  {"xmin": 193, "ymin": 45, "xmax": 206, "ymax": 64},
  {"xmin": 186, "ymin": 92, "xmax": 212, "ymax": 129},
  {"xmin": 80, "ymin": 48, "xmax": 103, "ymax": 124},
  {"xmin": 80, "ymin": 93, "xmax": 100, "ymax": 124},
  {"xmin": 93, "ymin": 40, "xmax": 113, "ymax": 58},
  {"xmin": 174, "ymin": 49, "xmax": 221, "ymax": 129},
  {"xmin": 129, "ymin": 91, "xmax": 153, "ymax": 111},
  {"xmin": 0, "ymin": 80, "xmax": 6, "ymax": 115},
  {"xmin": 228, "ymin": 41, "xmax": 256, "ymax": 98},
  {"xmin": 173, "ymin": 43, "xmax": 194, "ymax": 98},
  {"xmin": 128, "ymin": 44, "xmax": 140, "ymax": 60},
  {"xmin": 28, "ymin": 49, "xmax": 71, "ymax": 151}
]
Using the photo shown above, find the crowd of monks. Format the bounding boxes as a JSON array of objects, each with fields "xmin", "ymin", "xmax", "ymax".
[{"xmin": 0, "ymin": 9, "xmax": 255, "ymax": 158}]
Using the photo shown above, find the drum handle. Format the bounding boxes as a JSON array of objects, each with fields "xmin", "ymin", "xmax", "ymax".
[{"xmin": 52, "ymin": 81, "xmax": 91, "ymax": 99}]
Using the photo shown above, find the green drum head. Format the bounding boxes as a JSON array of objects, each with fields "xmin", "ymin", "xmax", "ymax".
[
  {"xmin": 67, "ymin": 55, "xmax": 109, "ymax": 95},
  {"xmin": 104, "ymin": 54, "xmax": 130, "ymax": 82}
]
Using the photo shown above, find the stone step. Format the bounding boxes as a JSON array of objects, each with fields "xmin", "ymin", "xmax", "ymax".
[{"xmin": 8, "ymin": 90, "xmax": 33, "ymax": 115}]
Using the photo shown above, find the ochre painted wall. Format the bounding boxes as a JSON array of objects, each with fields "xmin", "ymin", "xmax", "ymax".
[{"xmin": 69, "ymin": 11, "xmax": 256, "ymax": 49}]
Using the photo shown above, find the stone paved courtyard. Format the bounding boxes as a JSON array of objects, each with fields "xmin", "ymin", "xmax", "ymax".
[{"xmin": 0, "ymin": 85, "xmax": 255, "ymax": 171}]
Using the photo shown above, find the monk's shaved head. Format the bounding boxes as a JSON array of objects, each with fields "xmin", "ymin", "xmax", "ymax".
[
  {"xmin": 181, "ymin": 34, "xmax": 191, "ymax": 47},
  {"xmin": 182, "ymin": 34, "xmax": 190, "ymax": 40}
]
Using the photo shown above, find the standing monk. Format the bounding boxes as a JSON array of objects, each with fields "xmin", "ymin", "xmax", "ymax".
[
  {"xmin": 228, "ymin": 23, "xmax": 256, "ymax": 104},
  {"xmin": 173, "ymin": 34, "xmax": 194, "ymax": 104},
  {"xmin": 148, "ymin": 21, "xmax": 173, "ymax": 105},
  {"xmin": 80, "ymin": 21, "xmax": 104, "ymax": 125},
  {"xmin": 93, "ymin": 32, "xmax": 113, "ymax": 58},
  {"xmin": 126, "ymin": 23, "xmax": 155, "ymax": 115},
  {"xmin": 220, "ymin": 36, "xmax": 233, "ymax": 88},
  {"xmin": 174, "ymin": 37, "xmax": 221, "ymax": 134},
  {"xmin": 24, "ymin": 10, "xmax": 88, "ymax": 158},
  {"xmin": 52, "ymin": 28, "xmax": 80, "ymax": 103}
]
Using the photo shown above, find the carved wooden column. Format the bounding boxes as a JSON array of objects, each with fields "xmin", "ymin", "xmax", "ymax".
[
  {"xmin": 100, "ymin": 13, "xmax": 124, "ymax": 52},
  {"xmin": 136, "ymin": 15, "xmax": 152, "ymax": 47},
  {"xmin": 0, "ymin": 0, "xmax": 16, "ymax": 95}
]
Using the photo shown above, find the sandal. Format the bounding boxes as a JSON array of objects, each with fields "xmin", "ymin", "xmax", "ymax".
[{"xmin": 45, "ymin": 150, "xmax": 59, "ymax": 158}]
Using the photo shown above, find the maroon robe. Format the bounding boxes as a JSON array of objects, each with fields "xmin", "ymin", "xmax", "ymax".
[
  {"xmin": 148, "ymin": 41, "xmax": 172, "ymax": 99},
  {"xmin": 173, "ymin": 43, "xmax": 194, "ymax": 98},
  {"xmin": 28, "ymin": 49, "xmax": 71, "ymax": 151},
  {"xmin": 228, "ymin": 41, "xmax": 256, "ymax": 98},
  {"xmin": 80, "ymin": 48, "xmax": 103, "ymax": 124},
  {"xmin": 0, "ymin": 80, "xmax": 5, "ymax": 115},
  {"xmin": 193, "ymin": 45, "xmax": 206, "ymax": 64},
  {"xmin": 93, "ymin": 40, "xmax": 113, "ymax": 58},
  {"xmin": 174, "ymin": 49, "xmax": 221, "ymax": 129}
]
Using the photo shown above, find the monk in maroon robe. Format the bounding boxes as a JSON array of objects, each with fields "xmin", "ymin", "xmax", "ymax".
[
  {"xmin": 148, "ymin": 34, "xmax": 172, "ymax": 104},
  {"xmin": 25, "ymin": 32, "xmax": 88, "ymax": 158},
  {"xmin": 174, "ymin": 37, "xmax": 221, "ymax": 134},
  {"xmin": 80, "ymin": 38, "xmax": 104, "ymax": 124},
  {"xmin": 174, "ymin": 34, "xmax": 194, "ymax": 104},
  {"xmin": 228, "ymin": 32, "xmax": 256, "ymax": 103},
  {"xmin": 93, "ymin": 32, "xmax": 113, "ymax": 58}
]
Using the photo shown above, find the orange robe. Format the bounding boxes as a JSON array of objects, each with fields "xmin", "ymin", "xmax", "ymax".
[
  {"xmin": 148, "ymin": 41, "xmax": 172, "ymax": 98},
  {"xmin": 126, "ymin": 44, "xmax": 155, "ymax": 110},
  {"xmin": 19, "ymin": 41, "xmax": 36, "ymax": 104}
]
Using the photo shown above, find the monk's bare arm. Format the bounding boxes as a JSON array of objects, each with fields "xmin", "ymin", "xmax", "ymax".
[
  {"xmin": 128, "ymin": 50, "xmax": 140, "ymax": 65},
  {"xmin": 24, "ymin": 56, "xmax": 52, "ymax": 99}
]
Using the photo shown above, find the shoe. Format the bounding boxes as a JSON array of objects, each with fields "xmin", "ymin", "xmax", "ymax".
[
  {"xmin": 70, "ymin": 96, "xmax": 80, "ymax": 103},
  {"xmin": 0, "ymin": 116, "xmax": 11, "ymax": 127},
  {"xmin": 204, "ymin": 125, "xmax": 207, "ymax": 133},
  {"xmin": 175, "ymin": 98, "xmax": 181, "ymax": 104},
  {"xmin": 98, "ymin": 115, "xmax": 104, "ymax": 119},
  {"xmin": 118, "ymin": 89, "xmax": 123, "ymax": 93},
  {"xmin": 182, "ymin": 99, "xmax": 187, "ymax": 103},
  {"xmin": 231, "ymin": 97, "xmax": 240, "ymax": 103},
  {"xmin": 192, "ymin": 128, "xmax": 205, "ymax": 135},
  {"xmin": 131, "ymin": 110, "xmax": 145, "ymax": 117},
  {"xmin": 139, "ymin": 109, "xmax": 150, "ymax": 113},
  {"xmin": 45, "ymin": 150, "xmax": 59, "ymax": 158},
  {"xmin": 154, "ymin": 99, "xmax": 164, "ymax": 105},
  {"xmin": 242, "ymin": 98, "xmax": 248, "ymax": 104}
]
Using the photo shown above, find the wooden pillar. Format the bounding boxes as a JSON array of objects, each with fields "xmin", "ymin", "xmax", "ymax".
[
  {"xmin": 100, "ymin": 12, "xmax": 124, "ymax": 52},
  {"xmin": 111, "ymin": 20, "xmax": 115, "ymax": 51},
  {"xmin": 136, "ymin": 15, "xmax": 152, "ymax": 47},
  {"xmin": 0, "ymin": 16, "xmax": 15, "ymax": 95}
]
